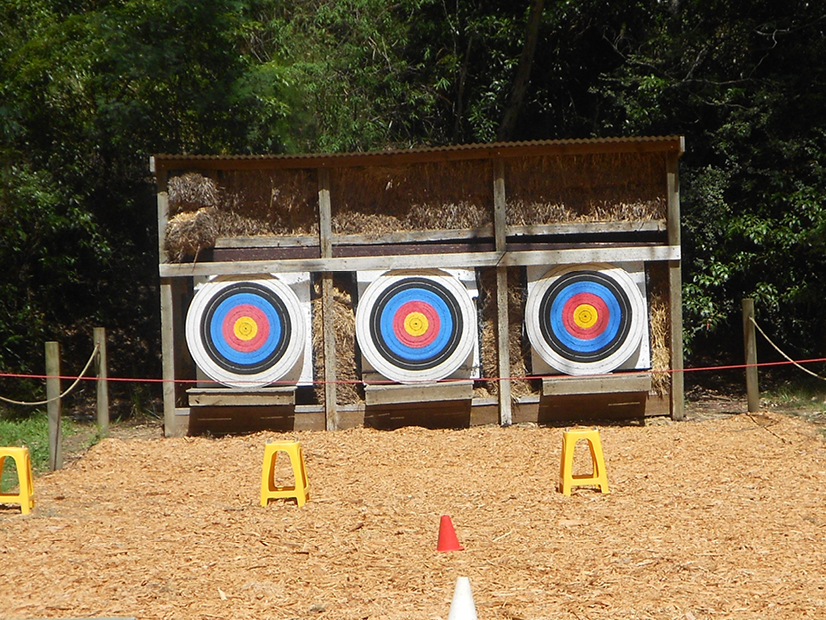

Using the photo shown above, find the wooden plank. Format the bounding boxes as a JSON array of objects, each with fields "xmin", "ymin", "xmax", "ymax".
[
  {"xmin": 542, "ymin": 373, "xmax": 652, "ymax": 396},
  {"xmin": 508, "ymin": 220, "xmax": 667, "ymax": 237},
  {"xmin": 159, "ymin": 279, "xmax": 186, "ymax": 437},
  {"xmin": 159, "ymin": 244, "xmax": 681, "ymax": 277},
  {"xmin": 322, "ymin": 274, "xmax": 338, "ymax": 430},
  {"xmin": 318, "ymin": 168, "xmax": 338, "ymax": 430},
  {"xmin": 364, "ymin": 381, "xmax": 473, "ymax": 406},
  {"xmin": 155, "ymin": 166, "xmax": 170, "ymax": 262},
  {"xmin": 187, "ymin": 387, "xmax": 296, "ymax": 407},
  {"xmin": 216, "ymin": 227, "xmax": 495, "ymax": 248},
  {"xmin": 155, "ymin": 164, "xmax": 190, "ymax": 437},
  {"xmin": 539, "ymin": 392, "xmax": 647, "ymax": 422},
  {"xmin": 494, "ymin": 158, "xmax": 507, "ymax": 252},
  {"xmin": 213, "ymin": 220, "xmax": 667, "ymax": 251},
  {"xmin": 666, "ymin": 149, "xmax": 685, "ymax": 420},
  {"xmin": 318, "ymin": 168, "xmax": 332, "ymax": 258},
  {"xmin": 496, "ymin": 268, "xmax": 512, "ymax": 425},
  {"xmin": 499, "ymin": 245, "xmax": 681, "ymax": 267}
]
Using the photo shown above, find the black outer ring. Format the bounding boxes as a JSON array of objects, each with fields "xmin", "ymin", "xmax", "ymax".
[
  {"xmin": 537, "ymin": 270, "xmax": 633, "ymax": 363},
  {"xmin": 368, "ymin": 277, "xmax": 464, "ymax": 371},
  {"xmin": 201, "ymin": 282, "xmax": 292, "ymax": 375}
]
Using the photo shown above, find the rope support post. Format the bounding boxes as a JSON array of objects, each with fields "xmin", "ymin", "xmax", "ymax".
[
  {"xmin": 94, "ymin": 327, "xmax": 109, "ymax": 436},
  {"xmin": 742, "ymin": 298, "xmax": 759, "ymax": 413},
  {"xmin": 45, "ymin": 341, "xmax": 62, "ymax": 471}
]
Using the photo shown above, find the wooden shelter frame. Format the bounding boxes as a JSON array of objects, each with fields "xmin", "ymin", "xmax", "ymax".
[{"xmin": 151, "ymin": 136, "xmax": 684, "ymax": 437}]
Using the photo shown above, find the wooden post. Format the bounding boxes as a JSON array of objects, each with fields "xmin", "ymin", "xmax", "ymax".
[
  {"xmin": 94, "ymin": 327, "xmax": 109, "ymax": 436},
  {"xmin": 742, "ymin": 298, "xmax": 759, "ymax": 412},
  {"xmin": 45, "ymin": 341, "xmax": 62, "ymax": 471},
  {"xmin": 493, "ymin": 158, "xmax": 512, "ymax": 425},
  {"xmin": 318, "ymin": 167, "xmax": 338, "ymax": 430},
  {"xmin": 666, "ymin": 146, "xmax": 685, "ymax": 420}
]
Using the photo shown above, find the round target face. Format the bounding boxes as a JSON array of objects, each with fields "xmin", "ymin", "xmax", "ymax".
[
  {"xmin": 356, "ymin": 270, "xmax": 477, "ymax": 383},
  {"xmin": 185, "ymin": 276, "xmax": 306, "ymax": 388},
  {"xmin": 525, "ymin": 263, "xmax": 646, "ymax": 375}
]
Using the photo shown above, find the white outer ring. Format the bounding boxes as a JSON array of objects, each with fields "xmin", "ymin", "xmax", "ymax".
[
  {"xmin": 185, "ymin": 275, "xmax": 306, "ymax": 388},
  {"xmin": 355, "ymin": 269, "xmax": 477, "ymax": 384},
  {"xmin": 525, "ymin": 263, "xmax": 646, "ymax": 376}
]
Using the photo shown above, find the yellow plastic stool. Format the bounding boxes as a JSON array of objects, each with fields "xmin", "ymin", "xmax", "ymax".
[
  {"xmin": 558, "ymin": 428, "xmax": 610, "ymax": 496},
  {"xmin": 260, "ymin": 441, "xmax": 310, "ymax": 507},
  {"xmin": 0, "ymin": 446, "xmax": 35, "ymax": 514}
]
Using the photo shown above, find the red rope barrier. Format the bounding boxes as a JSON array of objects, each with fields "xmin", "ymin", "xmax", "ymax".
[{"xmin": 2, "ymin": 356, "xmax": 825, "ymax": 386}]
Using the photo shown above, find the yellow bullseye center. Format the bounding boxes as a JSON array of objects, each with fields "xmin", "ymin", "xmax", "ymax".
[
  {"xmin": 573, "ymin": 304, "xmax": 598, "ymax": 329},
  {"xmin": 404, "ymin": 312, "xmax": 429, "ymax": 336},
  {"xmin": 233, "ymin": 316, "xmax": 258, "ymax": 341}
]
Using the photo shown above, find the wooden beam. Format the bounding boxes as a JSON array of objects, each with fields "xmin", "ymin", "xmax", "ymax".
[
  {"xmin": 666, "ymin": 151, "xmax": 685, "ymax": 420},
  {"xmin": 187, "ymin": 387, "xmax": 296, "ymax": 407},
  {"xmin": 542, "ymin": 373, "xmax": 651, "ymax": 396},
  {"xmin": 213, "ymin": 220, "xmax": 667, "ymax": 250},
  {"xmin": 364, "ymin": 381, "xmax": 473, "ymax": 406},
  {"xmin": 493, "ymin": 158, "xmax": 512, "ymax": 425},
  {"xmin": 318, "ymin": 168, "xmax": 338, "ymax": 430},
  {"xmin": 160, "ymin": 279, "xmax": 187, "ymax": 436},
  {"xmin": 159, "ymin": 244, "xmax": 681, "ymax": 277},
  {"xmin": 496, "ymin": 268, "xmax": 512, "ymax": 425}
]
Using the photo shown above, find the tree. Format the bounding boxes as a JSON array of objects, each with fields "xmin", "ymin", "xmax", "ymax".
[{"xmin": 595, "ymin": 0, "xmax": 826, "ymax": 358}]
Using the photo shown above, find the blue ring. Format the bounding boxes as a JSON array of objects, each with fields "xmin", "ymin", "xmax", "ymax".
[
  {"xmin": 200, "ymin": 282, "xmax": 292, "ymax": 374},
  {"xmin": 377, "ymin": 288, "xmax": 454, "ymax": 362},
  {"xmin": 209, "ymin": 292, "xmax": 283, "ymax": 366},
  {"xmin": 548, "ymin": 281, "xmax": 622, "ymax": 354}
]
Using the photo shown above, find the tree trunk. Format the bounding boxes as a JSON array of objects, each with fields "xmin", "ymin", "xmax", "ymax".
[{"xmin": 497, "ymin": 0, "xmax": 545, "ymax": 142}]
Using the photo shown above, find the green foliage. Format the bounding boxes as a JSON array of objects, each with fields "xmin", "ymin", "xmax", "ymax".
[
  {"xmin": 1, "ymin": 0, "xmax": 825, "ymax": 403},
  {"xmin": 0, "ymin": 412, "xmax": 83, "ymax": 490},
  {"xmin": 595, "ymin": 0, "xmax": 826, "ymax": 358}
]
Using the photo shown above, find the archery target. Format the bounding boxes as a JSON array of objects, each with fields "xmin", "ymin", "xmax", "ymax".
[
  {"xmin": 356, "ymin": 270, "xmax": 478, "ymax": 384},
  {"xmin": 525, "ymin": 263, "xmax": 648, "ymax": 376},
  {"xmin": 185, "ymin": 275, "xmax": 308, "ymax": 388}
]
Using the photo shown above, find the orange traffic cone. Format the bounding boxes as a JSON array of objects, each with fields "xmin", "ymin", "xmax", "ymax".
[{"xmin": 437, "ymin": 515, "xmax": 464, "ymax": 552}]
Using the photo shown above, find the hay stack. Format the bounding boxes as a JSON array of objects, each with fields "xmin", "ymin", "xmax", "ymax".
[
  {"xmin": 647, "ymin": 266, "xmax": 672, "ymax": 396},
  {"xmin": 167, "ymin": 172, "xmax": 221, "ymax": 212},
  {"xmin": 311, "ymin": 279, "xmax": 361, "ymax": 405},
  {"xmin": 505, "ymin": 152, "xmax": 667, "ymax": 225},
  {"xmin": 330, "ymin": 160, "xmax": 493, "ymax": 234},
  {"xmin": 478, "ymin": 268, "xmax": 535, "ymax": 399},
  {"xmin": 164, "ymin": 208, "xmax": 221, "ymax": 262}
]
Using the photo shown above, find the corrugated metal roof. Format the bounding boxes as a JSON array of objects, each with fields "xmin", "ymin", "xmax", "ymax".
[{"xmin": 150, "ymin": 136, "xmax": 684, "ymax": 171}]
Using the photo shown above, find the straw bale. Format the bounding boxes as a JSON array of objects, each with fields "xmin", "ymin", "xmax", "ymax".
[
  {"xmin": 219, "ymin": 168, "xmax": 319, "ymax": 233},
  {"xmin": 478, "ymin": 268, "xmax": 535, "ymax": 399},
  {"xmin": 330, "ymin": 160, "xmax": 493, "ymax": 234},
  {"xmin": 167, "ymin": 172, "xmax": 221, "ymax": 213},
  {"xmin": 164, "ymin": 208, "xmax": 221, "ymax": 262},
  {"xmin": 505, "ymin": 152, "xmax": 667, "ymax": 225},
  {"xmin": 164, "ymin": 207, "xmax": 281, "ymax": 261},
  {"xmin": 311, "ymin": 278, "xmax": 361, "ymax": 405},
  {"xmin": 647, "ymin": 266, "xmax": 672, "ymax": 395}
]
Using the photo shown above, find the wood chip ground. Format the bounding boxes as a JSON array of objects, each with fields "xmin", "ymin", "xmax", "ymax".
[{"xmin": 2, "ymin": 410, "xmax": 826, "ymax": 620}]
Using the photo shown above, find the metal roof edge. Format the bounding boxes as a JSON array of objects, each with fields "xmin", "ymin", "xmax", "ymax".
[{"xmin": 150, "ymin": 136, "xmax": 685, "ymax": 169}]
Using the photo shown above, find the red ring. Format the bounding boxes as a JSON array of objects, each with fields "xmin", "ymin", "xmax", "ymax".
[
  {"xmin": 221, "ymin": 304, "xmax": 270, "ymax": 352},
  {"xmin": 392, "ymin": 300, "xmax": 441, "ymax": 348},
  {"xmin": 561, "ymin": 292, "xmax": 610, "ymax": 340}
]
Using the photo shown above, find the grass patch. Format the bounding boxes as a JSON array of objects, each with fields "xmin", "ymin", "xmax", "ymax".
[{"xmin": 0, "ymin": 412, "xmax": 94, "ymax": 492}]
